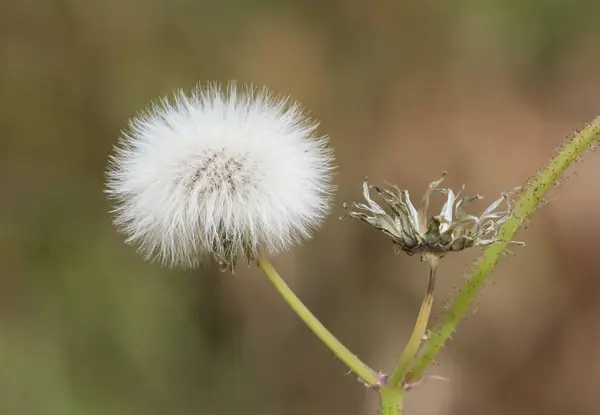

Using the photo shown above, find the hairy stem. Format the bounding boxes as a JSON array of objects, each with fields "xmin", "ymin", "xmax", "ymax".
[
  {"xmin": 388, "ymin": 255, "xmax": 438, "ymax": 388},
  {"xmin": 407, "ymin": 116, "xmax": 600, "ymax": 383},
  {"xmin": 258, "ymin": 258, "xmax": 378, "ymax": 386},
  {"xmin": 379, "ymin": 386, "xmax": 404, "ymax": 415}
]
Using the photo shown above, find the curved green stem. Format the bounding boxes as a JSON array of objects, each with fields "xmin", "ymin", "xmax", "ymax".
[
  {"xmin": 258, "ymin": 258, "xmax": 378, "ymax": 386},
  {"xmin": 406, "ymin": 116, "xmax": 600, "ymax": 383},
  {"xmin": 388, "ymin": 255, "xmax": 438, "ymax": 388}
]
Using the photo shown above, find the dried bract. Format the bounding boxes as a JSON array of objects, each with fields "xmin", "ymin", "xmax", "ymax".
[{"xmin": 343, "ymin": 176, "xmax": 522, "ymax": 255}]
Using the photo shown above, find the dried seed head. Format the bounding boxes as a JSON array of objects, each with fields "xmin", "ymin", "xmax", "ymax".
[{"xmin": 343, "ymin": 175, "xmax": 523, "ymax": 256}]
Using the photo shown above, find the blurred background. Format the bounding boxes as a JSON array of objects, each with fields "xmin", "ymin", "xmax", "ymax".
[{"xmin": 2, "ymin": 0, "xmax": 600, "ymax": 414}]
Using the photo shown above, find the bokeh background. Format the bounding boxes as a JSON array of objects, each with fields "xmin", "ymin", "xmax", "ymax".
[{"xmin": 2, "ymin": 1, "xmax": 600, "ymax": 414}]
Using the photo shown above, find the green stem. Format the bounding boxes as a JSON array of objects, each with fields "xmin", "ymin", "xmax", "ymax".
[
  {"xmin": 388, "ymin": 255, "xmax": 438, "ymax": 388},
  {"xmin": 379, "ymin": 386, "xmax": 404, "ymax": 415},
  {"xmin": 406, "ymin": 116, "xmax": 600, "ymax": 383},
  {"xmin": 258, "ymin": 258, "xmax": 378, "ymax": 386}
]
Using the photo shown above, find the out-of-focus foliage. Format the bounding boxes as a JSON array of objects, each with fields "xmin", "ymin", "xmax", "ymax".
[{"xmin": 2, "ymin": 1, "xmax": 600, "ymax": 414}]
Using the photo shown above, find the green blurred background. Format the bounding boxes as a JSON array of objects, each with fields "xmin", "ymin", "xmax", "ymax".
[{"xmin": 2, "ymin": 1, "xmax": 600, "ymax": 414}]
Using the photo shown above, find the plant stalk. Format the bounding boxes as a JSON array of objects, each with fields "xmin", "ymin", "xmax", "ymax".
[
  {"xmin": 407, "ymin": 116, "xmax": 600, "ymax": 383},
  {"xmin": 388, "ymin": 255, "xmax": 438, "ymax": 388},
  {"xmin": 379, "ymin": 386, "xmax": 404, "ymax": 415},
  {"xmin": 258, "ymin": 257, "xmax": 378, "ymax": 386}
]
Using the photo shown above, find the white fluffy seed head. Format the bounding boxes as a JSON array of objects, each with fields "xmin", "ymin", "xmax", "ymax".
[{"xmin": 106, "ymin": 83, "xmax": 335, "ymax": 270}]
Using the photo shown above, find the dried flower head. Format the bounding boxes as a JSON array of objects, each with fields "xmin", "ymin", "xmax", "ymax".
[
  {"xmin": 343, "ymin": 174, "xmax": 522, "ymax": 256},
  {"xmin": 106, "ymin": 83, "xmax": 334, "ymax": 270}
]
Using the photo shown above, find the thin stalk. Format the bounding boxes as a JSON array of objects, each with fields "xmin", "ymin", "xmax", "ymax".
[
  {"xmin": 388, "ymin": 255, "xmax": 438, "ymax": 388},
  {"xmin": 258, "ymin": 257, "xmax": 378, "ymax": 386},
  {"xmin": 407, "ymin": 116, "xmax": 600, "ymax": 383}
]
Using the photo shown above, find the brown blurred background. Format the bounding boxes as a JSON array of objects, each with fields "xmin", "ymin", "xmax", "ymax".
[{"xmin": 2, "ymin": 1, "xmax": 600, "ymax": 414}]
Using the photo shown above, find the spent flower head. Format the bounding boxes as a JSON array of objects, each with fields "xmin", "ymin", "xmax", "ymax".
[
  {"xmin": 343, "ymin": 174, "xmax": 522, "ymax": 256},
  {"xmin": 106, "ymin": 83, "xmax": 335, "ymax": 270}
]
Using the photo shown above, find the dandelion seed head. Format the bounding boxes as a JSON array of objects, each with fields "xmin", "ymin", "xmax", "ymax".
[{"xmin": 106, "ymin": 83, "xmax": 335, "ymax": 269}]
